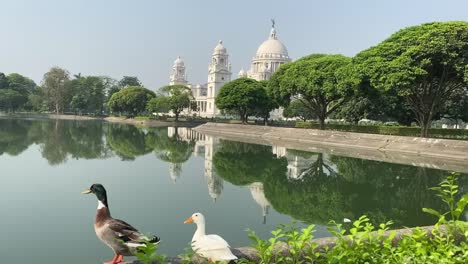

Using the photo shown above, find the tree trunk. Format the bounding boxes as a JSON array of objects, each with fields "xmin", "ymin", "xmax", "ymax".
[
  {"xmin": 175, "ymin": 112, "xmax": 179, "ymax": 122},
  {"xmin": 318, "ymin": 117, "xmax": 325, "ymax": 130},
  {"xmin": 263, "ymin": 116, "xmax": 268, "ymax": 126},
  {"xmin": 418, "ymin": 115, "xmax": 431, "ymax": 138}
]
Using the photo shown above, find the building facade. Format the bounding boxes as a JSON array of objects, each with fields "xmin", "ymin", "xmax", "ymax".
[{"xmin": 169, "ymin": 22, "xmax": 290, "ymax": 119}]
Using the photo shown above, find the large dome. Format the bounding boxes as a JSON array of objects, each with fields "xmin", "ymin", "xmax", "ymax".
[{"xmin": 255, "ymin": 28, "xmax": 289, "ymax": 59}]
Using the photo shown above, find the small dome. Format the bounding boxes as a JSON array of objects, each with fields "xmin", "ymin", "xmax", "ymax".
[
  {"xmin": 238, "ymin": 68, "xmax": 247, "ymax": 78},
  {"xmin": 213, "ymin": 40, "xmax": 227, "ymax": 55},
  {"xmin": 174, "ymin": 56, "xmax": 184, "ymax": 66}
]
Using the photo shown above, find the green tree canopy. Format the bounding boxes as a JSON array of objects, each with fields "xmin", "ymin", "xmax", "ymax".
[
  {"xmin": 69, "ymin": 76, "xmax": 106, "ymax": 115},
  {"xmin": 354, "ymin": 21, "xmax": 468, "ymax": 137},
  {"xmin": 41, "ymin": 67, "xmax": 71, "ymax": 114},
  {"xmin": 155, "ymin": 85, "xmax": 195, "ymax": 121},
  {"xmin": 7, "ymin": 73, "xmax": 36, "ymax": 95},
  {"xmin": 107, "ymin": 86, "xmax": 155, "ymax": 116},
  {"xmin": 146, "ymin": 96, "xmax": 171, "ymax": 114},
  {"xmin": 268, "ymin": 54, "xmax": 355, "ymax": 129},
  {"xmin": 0, "ymin": 89, "xmax": 27, "ymax": 112},
  {"xmin": 216, "ymin": 78, "xmax": 268, "ymax": 123},
  {"xmin": 282, "ymin": 99, "xmax": 317, "ymax": 121},
  {"xmin": 0, "ymin": 73, "xmax": 9, "ymax": 89},
  {"xmin": 119, "ymin": 76, "xmax": 142, "ymax": 88}
]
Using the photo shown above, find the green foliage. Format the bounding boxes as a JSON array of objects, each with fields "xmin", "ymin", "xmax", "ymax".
[
  {"xmin": 241, "ymin": 173, "xmax": 468, "ymax": 264},
  {"xmin": 119, "ymin": 76, "xmax": 142, "ymax": 88},
  {"xmin": 135, "ymin": 240, "xmax": 166, "ymax": 264},
  {"xmin": 147, "ymin": 96, "xmax": 171, "ymax": 114},
  {"xmin": 41, "ymin": 67, "xmax": 71, "ymax": 114},
  {"xmin": 0, "ymin": 89, "xmax": 27, "ymax": 112},
  {"xmin": 295, "ymin": 121, "xmax": 468, "ymax": 139},
  {"xmin": 268, "ymin": 54, "xmax": 355, "ymax": 129},
  {"xmin": 282, "ymin": 99, "xmax": 316, "ymax": 121},
  {"xmin": 68, "ymin": 76, "xmax": 106, "ymax": 115},
  {"xmin": 216, "ymin": 78, "xmax": 269, "ymax": 123},
  {"xmin": 108, "ymin": 86, "xmax": 156, "ymax": 116},
  {"xmin": 354, "ymin": 21, "xmax": 468, "ymax": 137},
  {"xmin": 155, "ymin": 85, "xmax": 195, "ymax": 121}
]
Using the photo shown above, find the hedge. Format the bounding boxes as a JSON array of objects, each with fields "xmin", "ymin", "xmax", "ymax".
[{"xmin": 295, "ymin": 122, "xmax": 468, "ymax": 140}]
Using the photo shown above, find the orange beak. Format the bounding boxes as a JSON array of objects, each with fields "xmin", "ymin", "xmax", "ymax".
[{"xmin": 184, "ymin": 216, "xmax": 194, "ymax": 224}]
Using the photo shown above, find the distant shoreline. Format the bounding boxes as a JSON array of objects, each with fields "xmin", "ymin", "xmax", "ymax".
[{"xmin": 0, "ymin": 113, "xmax": 203, "ymax": 128}]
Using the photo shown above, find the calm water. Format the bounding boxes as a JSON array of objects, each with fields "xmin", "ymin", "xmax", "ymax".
[{"xmin": 0, "ymin": 118, "xmax": 467, "ymax": 263}]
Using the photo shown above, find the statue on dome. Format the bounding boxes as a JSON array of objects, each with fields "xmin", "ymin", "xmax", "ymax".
[{"xmin": 271, "ymin": 18, "xmax": 275, "ymax": 28}]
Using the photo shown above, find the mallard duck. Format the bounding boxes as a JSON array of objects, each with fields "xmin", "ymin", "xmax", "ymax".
[
  {"xmin": 184, "ymin": 212, "xmax": 237, "ymax": 262},
  {"xmin": 82, "ymin": 184, "xmax": 160, "ymax": 264}
]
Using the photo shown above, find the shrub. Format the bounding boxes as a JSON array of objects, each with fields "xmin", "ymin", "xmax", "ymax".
[{"xmin": 295, "ymin": 122, "xmax": 468, "ymax": 139}]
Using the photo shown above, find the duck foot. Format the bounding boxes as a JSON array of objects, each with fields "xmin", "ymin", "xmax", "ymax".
[{"xmin": 104, "ymin": 254, "xmax": 123, "ymax": 264}]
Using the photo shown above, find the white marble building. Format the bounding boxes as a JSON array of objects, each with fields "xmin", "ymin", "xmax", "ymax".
[{"xmin": 169, "ymin": 21, "xmax": 291, "ymax": 119}]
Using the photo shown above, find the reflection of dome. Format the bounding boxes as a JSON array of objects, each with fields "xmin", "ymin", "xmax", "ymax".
[
  {"xmin": 213, "ymin": 40, "xmax": 227, "ymax": 55},
  {"xmin": 174, "ymin": 56, "xmax": 185, "ymax": 66},
  {"xmin": 169, "ymin": 163, "xmax": 182, "ymax": 183},
  {"xmin": 249, "ymin": 182, "xmax": 271, "ymax": 224},
  {"xmin": 255, "ymin": 28, "xmax": 289, "ymax": 60}
]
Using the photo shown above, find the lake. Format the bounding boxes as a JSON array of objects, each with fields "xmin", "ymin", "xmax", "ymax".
[{"xmin": 0, "ymin": 118, "xmax": 466, "ymax": 263}]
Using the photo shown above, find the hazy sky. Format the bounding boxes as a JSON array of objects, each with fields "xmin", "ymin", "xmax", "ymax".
[{"xmin": 1, "ymin": 0, "xmax": 468, "ymax": 90}]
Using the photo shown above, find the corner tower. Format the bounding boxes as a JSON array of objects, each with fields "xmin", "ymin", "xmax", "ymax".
[
  {"xmin": 206, "ymin": 40, "xmax": 232, "ymax": 117},
  {"xmin": 169, "ymin": 56, "xmax": 188, "ymax": 86}
]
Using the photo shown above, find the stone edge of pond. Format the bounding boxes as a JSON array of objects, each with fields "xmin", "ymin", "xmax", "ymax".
[
  {"xmin": 126, "ymin": 225, "xmax": 462, "ymax": 264},
  {"xmin": 193, "ymin": 123, "xmax": 468, "ymax": 174}
]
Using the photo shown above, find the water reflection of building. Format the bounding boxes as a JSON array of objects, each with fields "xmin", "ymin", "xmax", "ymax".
[
  {"xmin": 272, "ymin": 145, "xmax": 335, "ymax": 180},
  {"xmin": 167, "ymin": 127, "xmax": 224, "ymax": 201},
  {"xmin": 249, "ymin": 182, "xmax": 271, "ymax": 224}
]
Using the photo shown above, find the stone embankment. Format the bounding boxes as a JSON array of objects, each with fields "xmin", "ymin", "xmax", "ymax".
[
  {"xmin": 104, "ymin": 116, "xmax": 204, "ymax": 128},
  {"xmin": 194, "ymin": 123, "xmax": 468, "ymax": 173}
]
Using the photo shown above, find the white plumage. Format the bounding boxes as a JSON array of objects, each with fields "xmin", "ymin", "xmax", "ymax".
[{"xmin": 184, "ymin": 212, "xmax": 237, "ymax": 261}]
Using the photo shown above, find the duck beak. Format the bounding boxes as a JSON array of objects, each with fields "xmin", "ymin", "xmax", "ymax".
[
  {"xmin": 81, "ymin": 189, "xmax": 92, "ymax": 194},
  {"xmin": 184, "ymin": 216, "xmax": 193, "ymax": 224}
]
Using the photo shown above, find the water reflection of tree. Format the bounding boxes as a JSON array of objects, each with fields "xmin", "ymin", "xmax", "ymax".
[
  {"xmin": 0, "ymin": 119, "xmax": 32, "ymax": 156},
  {"xmin": 213, "ymin": 140, "xmax": 286, "ymax": 186},
  {"xmin": 106, "ymin": 123, "xmax": 153, "ymax": 160},
  {"xmin": 149, "ymin": 127, "xmax": 194, "ymax": 164},
  {"xmin": 0, "ymin": 119, "xmax": 109, "ymax": 165},
  {"xmin": 214, "ymin": 141, "xmax": 468, "ymax": 227}
]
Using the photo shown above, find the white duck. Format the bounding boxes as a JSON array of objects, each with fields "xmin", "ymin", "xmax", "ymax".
[{"xmin": 184, "ymin": 212, "xmax": 237, "ymax": 262}]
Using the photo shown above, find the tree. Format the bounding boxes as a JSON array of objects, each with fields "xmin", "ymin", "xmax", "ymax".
[
  {"xmin": 442, "ymin": 89, "xmax": 468, "ymax": 127},
  {"xmin": 283, "ymin": 99, "xmax": 316, "ymax": 121},
  {"xmin": 69, "ymin": 76, "xmax": 106, "ymax": 115},
  {"xmin": 253, "ymin": 80, "xmax": 277, "ymax": 124},
  {"xmin": 354, "ymin": 21, "xmax": 468, "ymax": 137},
  {"xmin": 0, "ymin": 89, "xmax": 26, "ymax": 112},
  {"xmin": 41, "ymin": 67, "xmax": 70, "ymax": 114},
  {"xmin": 0, "ymin": 73, "xmax": 9, "ymax": 89},
  {"xmin": 268, "ymin": 54, "xmax": 355, "ymax": 129},
  {"xmin": 146, "ymin": 96, "xmax": 171, "ymax": 114},
  {"xmin": 7, "ymin": 73, "xmax": 36, "ymax": 95},
  {"xmin": 119, "ymin": 76, "xmax": 142, "ymax": 88},
  {"xmin": 155, "ymin": 85, "xmax": 196, "ymax": 121},
  {"xmin": 107, "ymin": 86, "xmax": 155, "ymax": 116},
  {"xmin": 216, "ymin": 78, "xmax": 267, "ymax": 124}
]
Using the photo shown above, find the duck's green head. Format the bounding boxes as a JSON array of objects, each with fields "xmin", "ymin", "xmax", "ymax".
[{"xmin": 82, "ymin": 184, "xmax": 108, "ymax": 207}]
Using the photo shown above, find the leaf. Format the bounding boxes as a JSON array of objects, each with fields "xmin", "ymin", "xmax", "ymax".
[{"xmin": 422, "ymin": 208, "xmax": 442, "ymax": 218}]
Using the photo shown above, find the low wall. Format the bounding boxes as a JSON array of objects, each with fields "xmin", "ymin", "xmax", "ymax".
[{"xmin": 194, "ymin": 123, "xmax": 468, "ymax": 173}]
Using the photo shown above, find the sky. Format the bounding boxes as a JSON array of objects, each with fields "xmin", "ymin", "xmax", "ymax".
[{"xmin": 1, "ymin": 0, "xmax": 468, "ymax": 90}]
